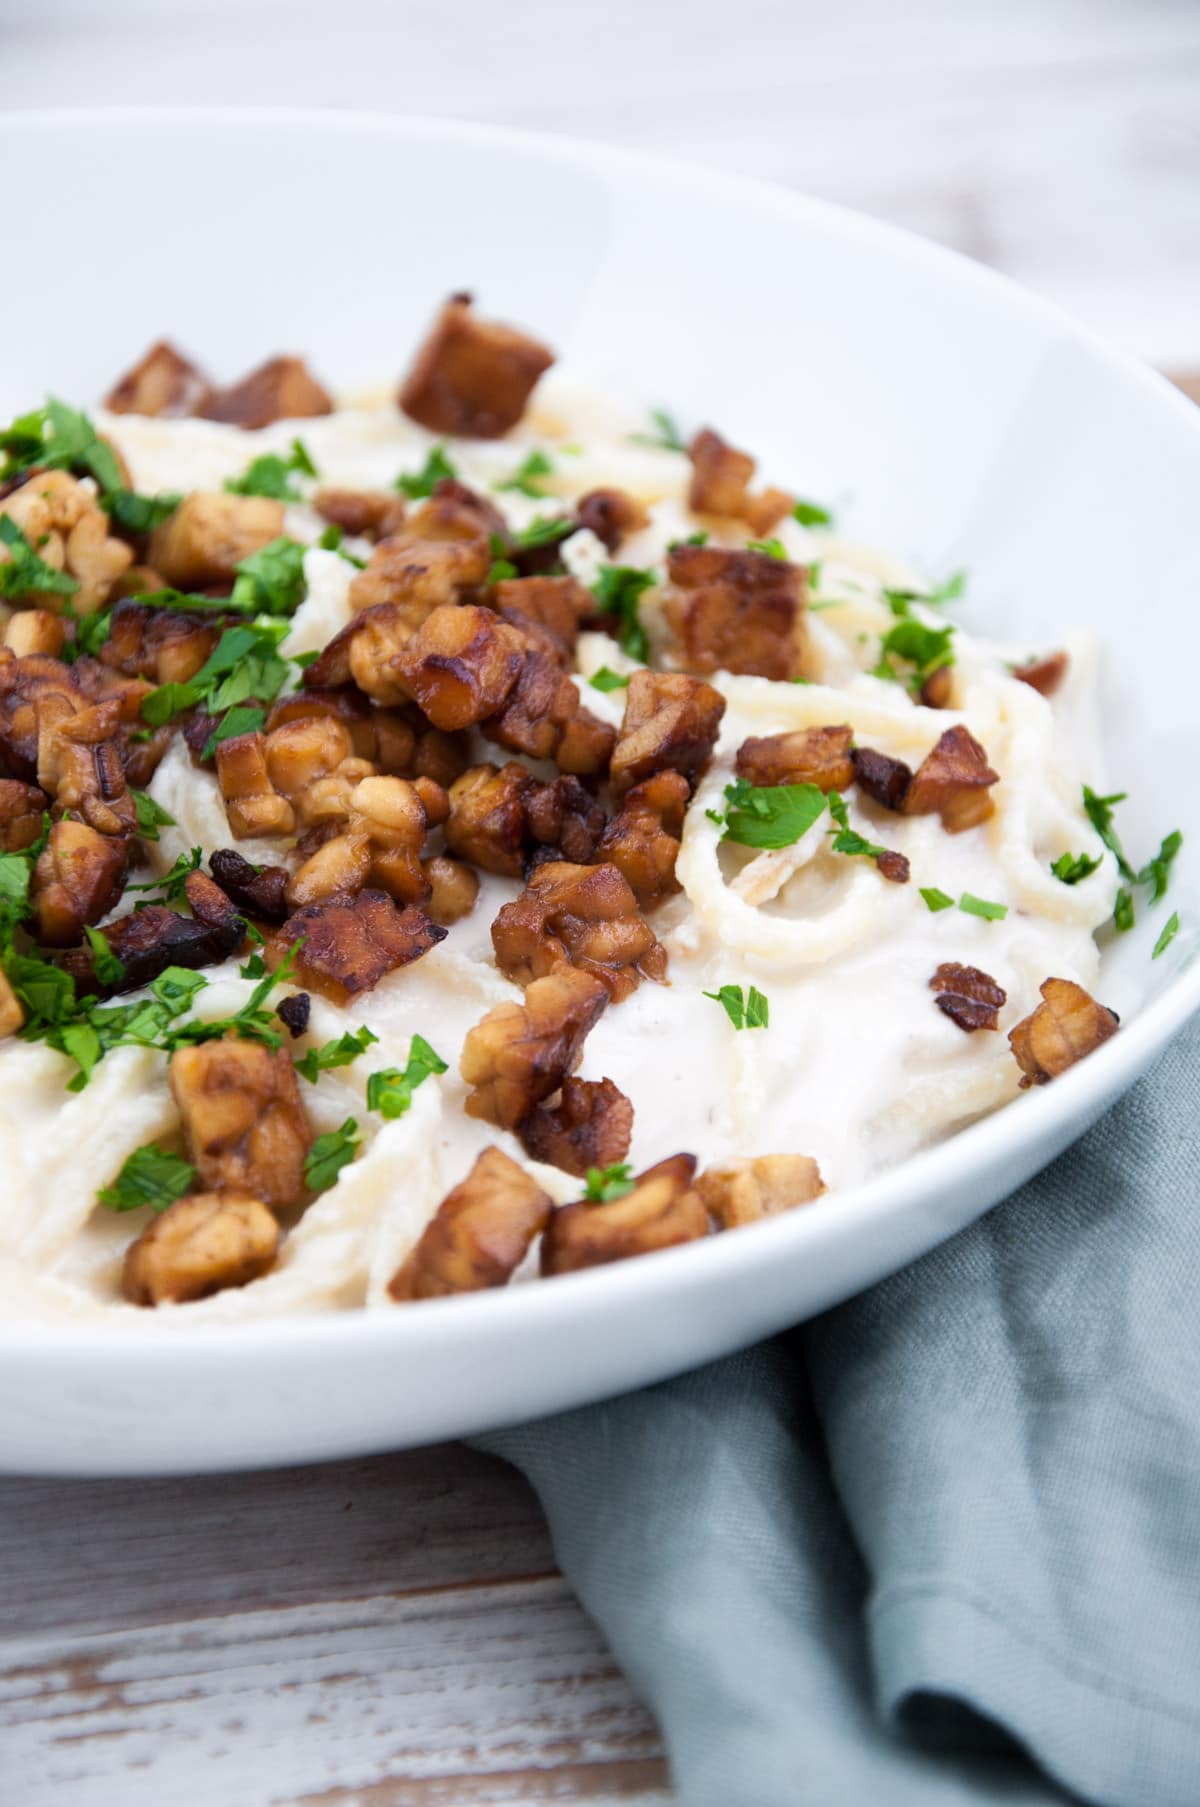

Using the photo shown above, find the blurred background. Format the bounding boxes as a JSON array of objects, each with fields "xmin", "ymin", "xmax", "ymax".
[{"xmin": 5, "ymin": 0, "xmax": 1199, "ymax": 368}]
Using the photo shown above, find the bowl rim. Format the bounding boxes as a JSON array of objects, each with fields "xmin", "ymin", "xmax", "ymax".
[{"xmin": 2, "ymin": 101, "xmax": 1198, "ymax": 1360}]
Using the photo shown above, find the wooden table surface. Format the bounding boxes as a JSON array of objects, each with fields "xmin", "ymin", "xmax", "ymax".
[{"xmin": 2, "ymin": 3, "xmax": 1198, "ymax": 1801}]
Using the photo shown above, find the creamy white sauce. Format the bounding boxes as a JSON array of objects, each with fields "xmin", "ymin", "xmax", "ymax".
[{"xmin": 0, "ymin": 376, "xmax": 1117, "ymax": 1323}]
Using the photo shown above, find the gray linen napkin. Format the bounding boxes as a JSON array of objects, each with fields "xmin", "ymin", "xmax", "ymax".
[{"xmin": 480, "ymin": 1016, "xmax": 1200, "ymax": 1805}]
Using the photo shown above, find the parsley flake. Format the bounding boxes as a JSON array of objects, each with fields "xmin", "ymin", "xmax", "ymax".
[
  {"xmin": 1050, "ymin": 851, "xmax": 1102, "ymax": 885},
  {"xmin": 1113, "ymin": 887, "xmax": 1135, "ymax": 933},
  {"xmin": 1153, "ymin": 912, "xmax": 1180, "ymax": 960},
  {"xmin": 509, "ymin": 515, "xmax": 574, "ymax": 552},
  {"xmin": 98, "ymin": 1143, "xmax": 196, "ymax": 1214},
  {"xmin": 704, "ymin": 984, "xmax": 770, "ymax": 1030},
  {"xmin": 590, "ymin": 564, "xmax": 656, "ymax": 663},
  {"xmin": 229, "ymin": 535, "xmax": 307, "ymax": 616},
  {"xmin": 589, "ymin": 666, "xmax": 631, "ymax": 693},
  {"xmin": 395, "ymin": 444, "xmax": 458, "ymax": 499},
  {"xmin": 920, "ymin": 886, "xmax": 955, "ymax": 913},
  {"xmin": 131, "ymin": 791, "xmax": 176, "ymax": 843},
  {"xmin": 1081, "ymin": 786, "xmax": 1135, "ymax": 882},
  {"xmin": 1137, "ymin": 829, "xmax": 1183, "ymax": 902},
  {"xmin": 583, "ymin": 1162, "xmax": 635, "ymax": 1202},
  {"xmin": 0, "ymin": 516, "xmax": 79, "ymax": 600},
  {"xmin": 366, "ymin": 1034, "xmax": 449, "ymax": 1120},
  {"xmin": 304, "ymin": 1118, "xmax": 361, "ymax": 1192},
  {"xmin": 295, "ymin": 1025, "xmax": 380, "ymax": 1083},
  {"xmin": 958, "ymin": 892, "xmax": 1008, "ymax": 922},
  {"xmin": 718, "ymin": 779, "xmax": 828, "ymax": 850},
  {"xmin": 103, "ymin": 489, "xmax": 183, "ymax": 534},
  {"xmin": 497, "ymin": 450, "xmax": 555, "ymax": 497},
  {"xmin": 792, "ymin": 499, "xmax": 834, "ymax": 528},
  {"xmin": 84, "ymin": 926, "xmax": 125, "ymax": 989},
  {"xmin": 745, "ymin": 537, "xmax": 787, "ymax": 560},
  {"xmin": 629, "ymin": 408, "xmax": 686, "ymax": 453},
  {"xmin": 873, "ymin": 617, "xmax": 955, "ymax": 692},
  {"xmin": 0, "ymin": 398, "xmax": 123, "ymax": 492},
  {"xmin": 225, "ymin": 438, "xmax": 318, "ymax": 501}
]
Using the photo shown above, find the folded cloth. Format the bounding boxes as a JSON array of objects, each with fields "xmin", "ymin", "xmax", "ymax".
[{"xmin": 479, "ymin": 1018, "xmax": 1200, "ymax": 1805}]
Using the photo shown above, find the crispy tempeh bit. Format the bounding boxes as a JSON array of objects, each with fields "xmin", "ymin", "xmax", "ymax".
[
  {"xmin": 147, "ymin": 492, "xmax": 284, "ymax": 591},
  {"xmin": 541, "ymin": 1154, "xmax": 707, "ymax": 1276},
  {"xmin": 216, "ymin": 731, "xmax": 296, "ymax": 838},
  {"xmin": 4, "ymin": 610, "xmax": 66, "ymax": 658},
  {"xmin": 903, "ymin": 725, "xmax": 999, "ymax": 832},
  {"xmin": 122, "ymin": 1192, "xmax": 280, "ymax": 1307},
  {"xmin": 0, "ymin": 651, "xmax": 80, "ymax": 779},
  {"xmin": 268, "ymin": 888, "xmax": 447, "ymax": 1004},
  {"xmin": 170, "ymin": 1040, "xmax": 312, "ymax": 1211},
  {"xmin": 519, "ymin": 1076, "xmax": 634, "ymax": 1177},
  {"xmin": 31, "ymin": 818, "xmax": 126, "ymax": 945},
  {"xmin": 1, "ymin": 469, "xmax": 134, "ymax": 614},
  {"xmin": 398, "ymin": 293, "xmax": 555, "ymax": 438},
  {"xmin": 486, "ymin": 645, "xmax": 615, "ymax": 777},
  {"xmin": 1008, "ymin": 978, "xmax": 1118, "ymax": 1087},
  {"xmin": 1013, "ymin": 651, "xmax": 1069, "ymax": 697},
  {"xmin": 492, "ymin": 861, "xmax": 667, "ymax": 1003},
  {"xmin": 930, "ymin": 962, "xmax": 1007, "ymax": 1033},
  {"xmin": 60, "ymin": 871, "xmax": 245, "ymax": 996},
  {"xmin": 0, "ymin": 968, "xmax": 24, "ymax": 1038},
  {"xmin": 461, "ymin": 968, "xmax": 608, "ymax": 1131},
  {"xmin": 493, "ymin": 575, "xmax": 590, "ymax": 665},
  {"xmin": 851, "ymin": 745, "xmax": 913, "ymax": 811},
  {"xmin": 574, "ymin": 488, "xmax": 650, "ymax": 553},
  {"xmin": 388, "ymin": 1147, "xmax": 553, "ymax": 1302},
  {"xmin": 347, "ymin": 534, "xmax": 491, "ymax": 623},
  {"xmin": 208, "ymin": 849, "xmax": 292, "ymax": 924},
  {"xmin": 526, "ymin": 775, "xmax": 606, "ymax": 868},
  {"xmin": 314, "ymin": 487, "xmax": 408, "ymax": 543},
  {"xmin": 697, "ymin": 1154, "xmax": 825, "ymax": 1230},
  {"xmin": 36, "ymin": 697, "xmax": 137, "ymax": 837},
  {"xmin": 399, "ymin": 604, "xmax": 526, "ymax": 729},
  {"xmin": 302, "ymin": 604, "xmax": 415, "ymax": 704},
  {"xmin": 665, "ymin": 542, "xmax": 808, "ymax": 681},
  {"xmin": 405, "ymin": 480, "xmax": 510, "ymax": 548},
  {"xmin": 609, "ymin": 668, "xmax": 726, "ymax": 800},
  {"xmin": 919, "ymin": 664, "xmax": 954, "ymax": 710},
  {"xmin": 445, "ymin": 762, "xmax": 534, "ymax": 877},
  {"xmin": 198, "ymin": 355, "xmax": 333, "ymax": 428},
  {"xmin": 686, "ymin": 427, "xmax": 793, "ymax": 534},
  {"xmin": 597, "ymin": 771, "xmax": 689, "ymax": 910},
  {"xmin": 100, "ymin": 600, "xmax": 220, "ymax": 686},
  {"xmin": 287, "ymin": 774, "xmax": 444, "ymax": 910},
  {"xmin": 735, "ymin": 725, "xmax": 854, "ymax": 792},
  {"xmin": 421, "ymin": 854, "xmax": 480, "ymax": 925},
  {"xmin": 0, "ymin": 778, "xmax": 49, "ymax": 851},
  {"xmin": 105, "ymin": 341, "xmax": 210, "ymax": 418}
]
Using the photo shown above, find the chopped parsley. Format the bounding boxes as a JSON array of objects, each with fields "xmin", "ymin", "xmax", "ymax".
[
  {"xmin": 826, "ymin": 791, "xmax": 887, "ymax": 861},
  {"xmin": 225, "ymin": 438, "xmax": 318, "ymax": 501},
  {"xmin": 873, "ymin": 617, "xmax": 955, "ymax": 692},
  {"xmin": 497, "ymin": 450, "xmax": 555, "ymax": 497},
  {"xmin": 141, "ymin": 619, "xmax": 292, "ymax": 740},
  {"xmin": 0, "ymin": 398, "xmax": 124, "ymax": 492},
  {"xmin": 131, "ymin": 791, "xmax": 176, "ymax": 843},
  {"xmin": 583, "ymin": 1162, "xmax": 635, "ymax": 1202},
  {"xmin": 668, "ymin": 531, "xmax": 709, "ymax": 550},
  {"xmin": 0, "ymin": 516, "xmax": 79, "ymax": 600},
  {"xmin": 60, "ymin": 606, "xmax": 114, "ymax": 662},
  {"xmin": 717, "ymin": 778, "xmax": 828, "ymax": 850},
  {"xmin": 509, "ymin": 515, "xmax": 574, "ymax": 551},
  {"xmin": 304, "ymin": 1118, "xmax": 360, "ymax": 1192},
  {"xmin": 1081, "ymin": 786, "xmax": 1135, "ymax": 882},
  {"xmin": 103, "ymin": 488, "xmax": 183, "ymax": 534},
  {"xmin": 883, "ymin": 570, "xmax": 967, "ymax": 617},
  {"xmin": 366, "ymin": 1034, "xmax": 448, "ymax": 1120},
  {"xmin": 1153, "ymin": 912, "xmax": 1180, "ymax": 960},
  {"xmin": 98, "ymin": 1143, "xmax": 196, "ymax": 1214},
  {"xmin": 295, "ymin": 1025, "xmax": 380, "ymax": 1083},
  {"xmin": 317, "ymin": 523, "xmax": 367, "ymax": 567},
  {"xmin": 1138, "ymin": 829, "xmax": 1183, "ymax": 902},
  {"xmin": 792, "ymin": 499, "xmax": 834, "ymax": 528},
  {"xmin": 126, "ymin": 848, "xmax": 203, "ymax": 906},
  {"xmin": 630, "ymin": 408, "xmax": 686, "ymax": 453},
  {"xmin": 590, "ymin": 564, "xmax": 656, "ymax": 663},
  {"xmin": 958, "ymin": 892, "xmax": 1008, "ymax": 922},
  {"xmin": 589, "ymin": 666, "xmax": 631, "ymax": 693},
  {"xmin": 395, "ymin": 443, "xmax": 457, "ymax": 499},
  {"xmin": 1113, "ymin": 887, "xmax": 1135, "ymax": 933},
  {"xmin": 486, "ymin": 533, "xmax": 518, "ymax": 585},
  {"xmin": 1050, "ymin": 850, "xmax": 1103, "ymax": 885},
  {"xmin": 84, "ymin": 926, "xmax": 125, "ymax": 990},
  {"xmin": 745, "ymin": 537, "xmax": 787, "ymax": 560},
  {"xmin": 228, "ymin": 535, "xmax": 307, "ymax": 615},
  {"xmin": 920, "ymin": 886, "xmax": 955, "ymax": 913},
  {"xmin": 704, "ymin": 984, "xmax": 770, "ymax": 1030}
]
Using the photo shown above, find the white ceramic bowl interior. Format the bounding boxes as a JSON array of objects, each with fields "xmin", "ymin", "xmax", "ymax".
[{"xmin": 2, "ymin": 108, "xmax": 1198, "ymax": 1477}]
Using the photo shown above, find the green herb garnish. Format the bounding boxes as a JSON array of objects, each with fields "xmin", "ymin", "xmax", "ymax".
[
  {"xmin": 98, "ymin": 1143, "xmax": 196, "ymax": 1213},
  {"xmin": 590, "ymin": 564, "xmax": 656, "ymax": 664},
  {"xmin": 225, "ymin": 438, "xmax": 317, "ymax": 501},
  {"xmin": 718, "ymin": 779, "xmax": 828, "ymax": 850},
  {"xmin": 745, "ymin": 537, "xmax": 787, "ymax": 560},
  {"xmin": 1113, "ymin": 887, "xmax": 1135, "ymax": 933},
  {"xmin": 497, "ymin": 450, "xmax": 555, "ymax": 497},
  {"xmin": 826, "ymin": 791, "xmax": 887, "ymax": 861},
  {"xmin": 295, "ymin": 1025, "xmax": 380, "ymax": 1084},
  {"xmin": 509, "ymin": 515, "xmax": 574, "ymax": 551},
  {"xmin": 583, "ymin": 1162, "xmax": 636, "ymax": 1202},
  {"xmin": 1050, "ymin": 851, "xmax": 1102, "ymax": 885},
  {"xmin": 1137, "ymin": 829, "xmax": 1183, "ymax": 902},
  {"xmin": 84, "ymin": 926, "xmax": 125, "ymax": 990},
  {"xmin": 630, "ymin": 408, "xmax": 686, "ymax": 453},
  {"xmin": 704, "ymin": 983, "xmax": 770, "ymax": 1030},
  {"xmin": 103, "ymin": 488, "xmax": 183, "ymax": 534},
  {"xmin": 792, "ymin": 499, "xmax": 834, "ymax": 528},
  {"xmin": 1081, "ymin": 786, "xmax": 1135, "ymax": 882},
  {"xmin": 589, "ymin": 666, "xmax": 631, "ymax": 693},
  {"xmin": 873, "ymin": 617, "xmax": 955, "ymax": 692},
  {"xmin": 958, "ymin": 892, "xmax": 1008, "ymax": 922},
  {"xmin": 1153, "ymin": 912, "xmax": 1180, "ymax": 960},
  {"xmin": 395, "ymin": 444, "xmax": 457, "ymax": 499},
  {"xmin": 228, "ymin": 535, "xmax": 307, "ymax": 616},
  {"xmin": 131, "ymin": 791, "xmax": 177, "ymax": 843},
  {"xmin": 920, "ymin": 887, "xmax": 955, "ymax": 913},
  {"xmin": 0, "ymin": 516, "xmax": 79, "ymax": 600},
  {"xmin": 304, "ymin": 1117, "xmax": 361, "ymax": 1191},
  {"xmin": 366, "ymin": 1034, "xmax": 448, "ymax": 1120}
]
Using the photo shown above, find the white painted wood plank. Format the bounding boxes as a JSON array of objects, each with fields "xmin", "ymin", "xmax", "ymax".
[{"xmin": 0, "ymin": 1580, "xmax": 668, "ymax": 1807}]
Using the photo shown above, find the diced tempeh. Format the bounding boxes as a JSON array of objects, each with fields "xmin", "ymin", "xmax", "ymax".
[
  {"xmin": 541, "ymin": 1154, "xmax": 707, "ymax": 1276},
  {"xmin": 609, "ymin": 668, "xmax": 726, "ymax": 800},
  {"xmin": 665, "ymin": 542, "xmax": 807, "ymax": 681},
  {"xmin": 388, "ymin": 1147, "xmax": 553, "ymax": 1302},
  {"xmin": 268, "ymin": 888, "xmax": 447, "ymax": 1004},
  {"xmin": 197, "ymin": 355, "xmax": 333, "ymax": 428},
  {"xmin": 461, "ymin": 968, "xmax": 608, "ymax": 1131},
  {"xmin": 122, "ymin": 1192, "xmax": 280, "ymax": 1307},
  {"xmin": 492, "ymin": 860, "xmax": 667, "ymax": 1002},
  {"xmin": 696, "ymin": 1154, "xmax": 825, "ymax": 1229},
  {"xmin": 518, "ymin": 1076, "xmax": 634, "ymax": 1178},
  {"xmin": 735, "ymin": 725, "xmax": 854, "ymax": 792},
  {"xmin": 398, "ymin": 294, "xmax": 554, "ymax": 438},
  {"xmin": 903, "ymin": 725, "xmax": 999, "ymax": 833},
  {"xmin": 104, "ymin": 340, "xmax": 210, "ymax": 417},
  {"xmin": 597, "ymin": 770, "xmax": 689, "ymax": 910},
  {"xmin": 1008, "ymin": 978, "xmax": 1118, "ymax": 1087},
  {"xmin": 31, "ymin": 818, "xmax": 126, "ymax": 945},
  {"xmin": 574, "ymin": 488, "xmax": 650, "ymax": 553},
  {"xmin": 215, "ymin": 731, "xmax": 296, "ymax": 838},
  {"xmin": 147, "ymin": 492, "xmax": 285, "ymax": 590},
  {"xmin": 169, "ymin": 1040, "xmax": 312, "ymax": 1211},
  {"xmin": 930, "ymin": 962, "xmax": 1007, "ymax": 1033}
]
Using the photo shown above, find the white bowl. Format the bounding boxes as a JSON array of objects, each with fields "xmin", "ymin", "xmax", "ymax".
[{"xmin": 2, "ymin": 107, "xmax": 1198, "ymax": 1477}]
